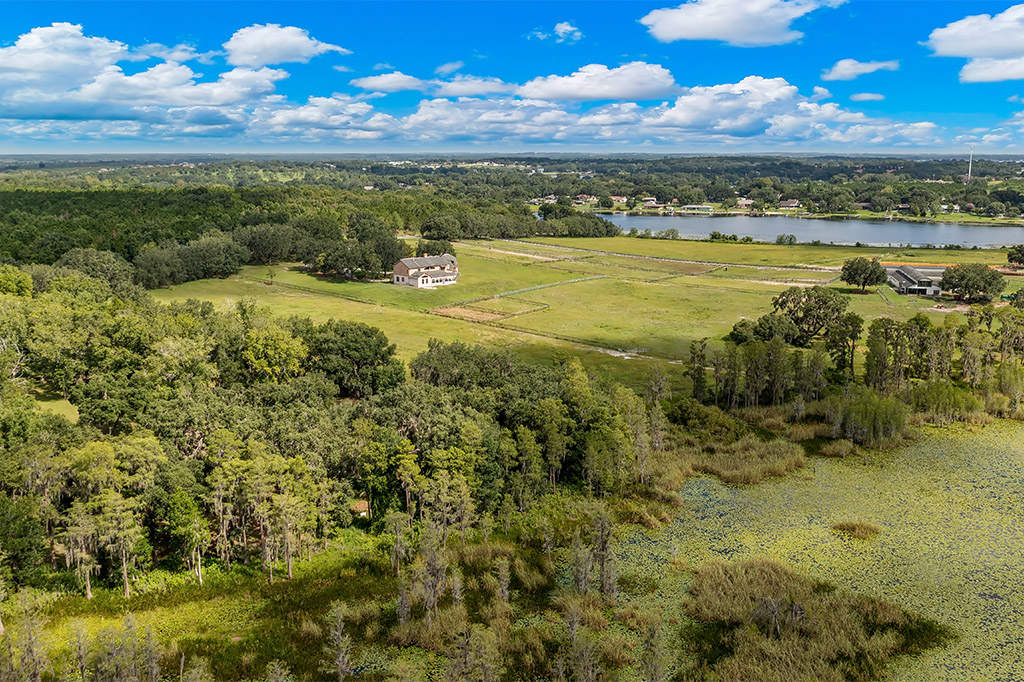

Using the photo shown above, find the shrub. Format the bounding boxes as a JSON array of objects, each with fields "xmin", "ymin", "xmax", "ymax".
[
  {"xmin": 906, "ymin": 379, "xmax": 983, "ymax": 426},
  {"xmin": 665, "ymin": 397, "xmax": 746, "ymax": 442},
  {"xmin": 690, "ymin": 435, "xmax": 805, "ymax": 484},
  {"xmin": 684, "ymin": 559, "xmax": 950, "ymax": 682},
  {"xmin": 832, "ymin": 520, "xmax": 882, "ymax": 539},
  {"xmin": 787, "ymin": 423, "xmax": 819, "ymax": 442},
  {"xmin": 825, "ymin": 386, "xmax": 908, "ymax": 448},
  {"xmin": 818, "ymin": 439, "xmax": 856, "ymax": 458}
]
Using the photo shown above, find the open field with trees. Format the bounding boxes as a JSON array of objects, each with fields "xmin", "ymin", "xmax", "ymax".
[
  {"xmin": 5, "ymin": 159, "xmax": 1024, "ymax": 681},
  {"xmin": 151, "ymin": 237, "xmax": 975, "ymax": 372}
]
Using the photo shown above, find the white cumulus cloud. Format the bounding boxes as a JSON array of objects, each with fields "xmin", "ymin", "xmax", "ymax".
[
  {"xmin": 850, "ymin": 92, "xmax": 885, "ymax": 101},
  {"xmin": 0, "ymin": 22, "xmax": 127, "ymax": 88},
  {"xmin": 434, "ymin": 75, "xmax": 515, "ymax": 96},
  {"xmin": 640, "ymin": 0, "xmax": 846, "ymax": 47},
  {"xmin": 517, "ymin": 62, "xmax": 678, "ymax": 101},
  {"xmin": 350, "ymin": 71, "xmax": 427, "ymax": 92},
  {"xmin": 648, "ymin": 75, "xmax": 801, "ymax": 134},
  {"xmin": 554, "ymin": 22, "xmax": 584, "ymax": 43},
  {"xmin": 927, "ymin": 5, "xmax": 1024, "ymax": 82},
  {"xmin": 223, "ymin": 24, "xmax": 348, "ymax": 68},
  {"xmin": 821, "ymin": 58, "xmax": 898, "ymax": 81}
]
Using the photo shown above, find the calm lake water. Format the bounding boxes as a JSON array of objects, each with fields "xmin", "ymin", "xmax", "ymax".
[
  {"xmin": 604, "ymin": 213, "xmax": 1024, "ymax": 248},
  {"xmin": 617, "ymin": 422, "xmax": 1024, "ymax": 680}
]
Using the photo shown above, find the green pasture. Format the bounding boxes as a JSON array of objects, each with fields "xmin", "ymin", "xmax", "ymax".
[
  {"xmin": 522, "ymin": 236, "xmax": 1010, "ymax": 268},
  {"xmin": 495, "ymin": 277, "xmax": 780, "ymax": 358},
  {"xmin": 241, "ymin": 252, "xmax": 573, "ymax": 311},
  {"xmin": 150, "ymin": 276, "xmax": 672, "ymax": 391},
  {"xmin": 471, "ymin": 296, "xmax": 546, "ymax": 315},
  {"xmin": 153, "ymin": 238, "xmax": 1020, "ymax": 390},
  {"xmin": 704, "ymin": 266, "xmax": 835, "ymax": 282}
]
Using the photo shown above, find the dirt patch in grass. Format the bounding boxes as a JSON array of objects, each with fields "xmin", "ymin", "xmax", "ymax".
[{"xmin": 432, "ymin": 306, "xmax": 506, "ymax": 322}]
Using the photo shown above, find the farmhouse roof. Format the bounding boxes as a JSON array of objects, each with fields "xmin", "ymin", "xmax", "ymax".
[{"xmin": 397, "ymin": 254, "xmax": 458, "ymax": 269}]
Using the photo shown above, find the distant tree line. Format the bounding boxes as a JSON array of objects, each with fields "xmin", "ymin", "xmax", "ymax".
[{"xmin": 0, "ymin": 186, "xmax": 617, "ymax": 288}]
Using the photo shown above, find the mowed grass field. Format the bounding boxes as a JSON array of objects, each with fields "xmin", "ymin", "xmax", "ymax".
[
  {"xmin": 154, "ymin": 237, "xmax": 1013, "ymax": 386},
  {"xmin": 521, "ymin": 236, "xmax": 1011, "ymax": 267},
  {"xmin": 150, "ymin": 272, "xmax": 671, "ymax": 390}
]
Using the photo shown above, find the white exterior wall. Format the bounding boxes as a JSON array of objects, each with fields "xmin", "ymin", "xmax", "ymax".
[{"xmin": 394, "ymin": 271, "xmax": 458, "ymax": 287}]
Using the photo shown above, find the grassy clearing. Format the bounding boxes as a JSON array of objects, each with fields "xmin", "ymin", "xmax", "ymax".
[
  {"xmin": 242, "ymin": 253, "xmax": 573, "ymax": 311},
  {"xmin": 523, "ymin": 236, "xmax": 892, "ymax": 267},
  {"xmin": 533, "ymin": 258, "xmax": 674, "ymax": 281},
  {"xmin": 28, "ymin": 384, "xmax": 80, "ymax": 422},
  {"xmin": 39, "ymin": 529, "xmax": 393, "ymax": 680},
  {"xmin": 471, "ymin": 296, "xmax": 546, "ymax": 315},
  {"xmin": 705, "ymin": 266, "xmax": 835, "ymax": 283},
  {"xmin": 150, "ymin": 275, "xmax": 676, "ymax": 391},
  {"xmin": 596, "ymin": 254, "xmax": 714, "ymax": 275},
  {"xmin": 458, "ymin": 239, "xmax": 585, "ymax": 261}
]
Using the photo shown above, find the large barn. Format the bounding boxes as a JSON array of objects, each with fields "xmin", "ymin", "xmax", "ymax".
[
  {"xmin": 887, "ymin": 265, "xmax": 941, "ymax": 296},
  {"xmin": 393, "ymin": 253, "xmax": 459, "ymax": 288}
]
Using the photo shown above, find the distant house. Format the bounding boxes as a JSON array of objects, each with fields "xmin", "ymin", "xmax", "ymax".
[
  {"xmin": 888, "ymin": 265, "xmax": 941, "ymax": 296},
  {"xmin": 736, "ymin": 198, "xmax": 755, "ymax": 208},
  {"xmin": 609, "ymin": 195, "xmax": 628, "ymax": 203},
  {"xmin": 393, "ymin": 254, "xmax": 459, "ymax": 288},
  {"xmin": 779, "ymin": 199, "xmax": 802, "ymax": 209}
]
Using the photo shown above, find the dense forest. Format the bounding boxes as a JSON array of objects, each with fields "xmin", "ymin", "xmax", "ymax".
[{"xmin": 0, "ymin": 186, "xmax": 616, "ymax": 287}]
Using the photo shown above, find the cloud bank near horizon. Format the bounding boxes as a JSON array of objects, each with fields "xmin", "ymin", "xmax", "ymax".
[{"xmin": 0, "ymin": 5, "xmax": 1021, "ymax": 151}]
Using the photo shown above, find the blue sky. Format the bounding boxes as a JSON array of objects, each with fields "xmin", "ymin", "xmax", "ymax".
[{"xmin": 2, "ymin": 0, "xmax": 1024, "ymax": 152}]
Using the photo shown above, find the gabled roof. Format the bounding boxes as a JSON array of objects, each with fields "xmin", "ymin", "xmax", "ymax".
[
  {"xmin": 892, "ymin": 265, "xmax": 933, "ymax": 287},
  {"xmin": 396, "ymin": 253, "xmax": 458, "ymax": 269}
]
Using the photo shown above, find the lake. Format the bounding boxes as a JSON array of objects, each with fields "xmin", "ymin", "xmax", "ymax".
[
  {"xmin": 603, "ymin": 213, "xmax": 1024, "ymax": 248},
  {"xmin": 618, "ymin": 422, "xmax": 1024, "ymax": 680}
]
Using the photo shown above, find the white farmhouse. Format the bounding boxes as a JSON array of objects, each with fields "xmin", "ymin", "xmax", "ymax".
[{"xmin": 393, "ymin": 254, "xmax": 459, "ymax": 288}]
